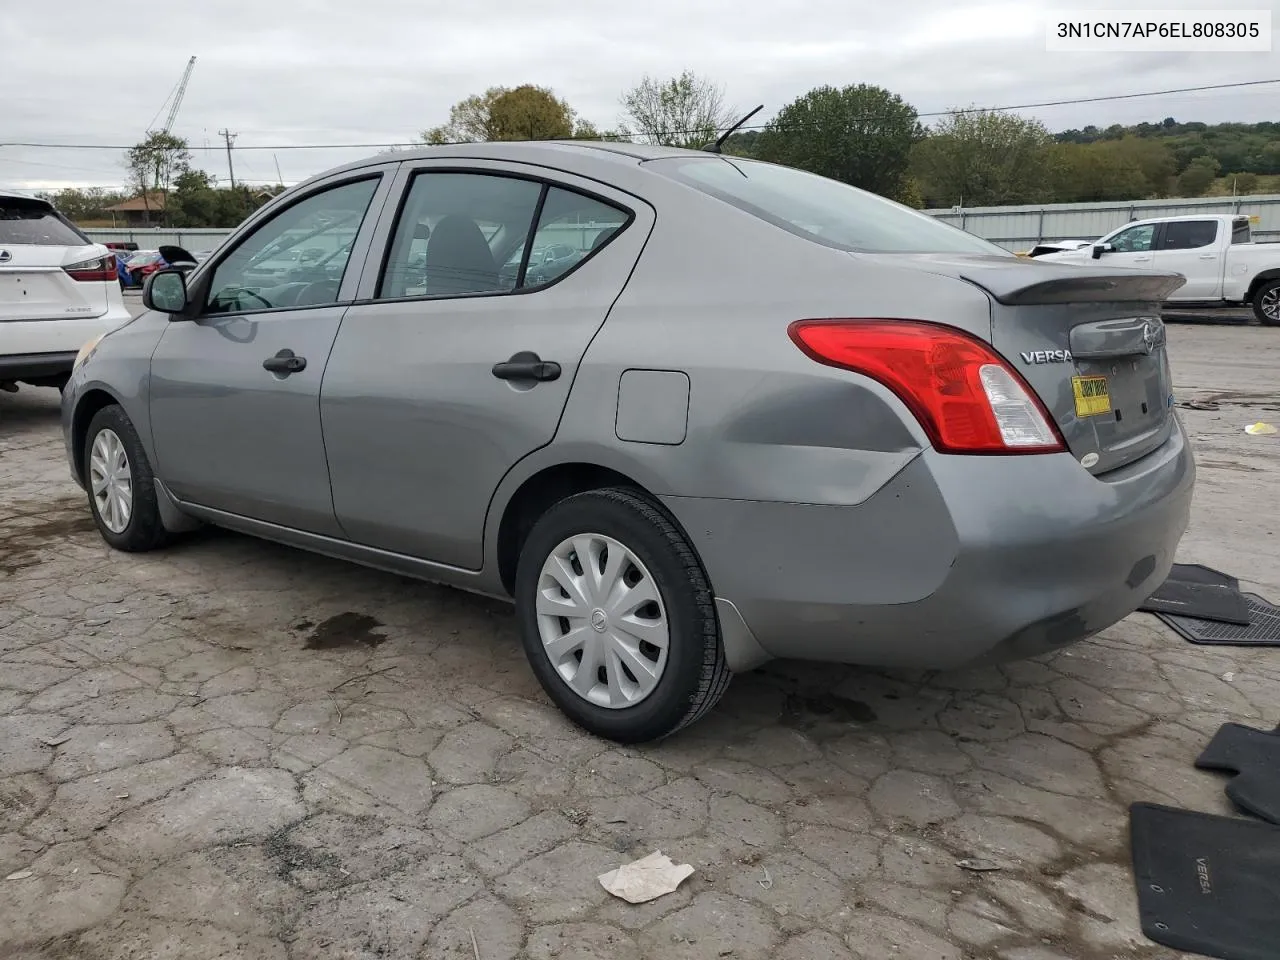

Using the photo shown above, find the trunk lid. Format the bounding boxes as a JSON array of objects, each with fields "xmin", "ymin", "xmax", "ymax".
[
  {"xmin": 0, "ymin": 244, "xmax": 110, "ymax": 323},
  {"xmin": 873, "ymin": 254, "xmax": 1186, "ymax": 474}
]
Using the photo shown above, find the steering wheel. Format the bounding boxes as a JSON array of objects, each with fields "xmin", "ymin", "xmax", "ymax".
[
  {"xmin": 232, "ymin": 288, "xmax": 273, "ymax": 311},
  {"xmin": 294, "ymin": 280, "xmax": 340, "ymax": 306}
]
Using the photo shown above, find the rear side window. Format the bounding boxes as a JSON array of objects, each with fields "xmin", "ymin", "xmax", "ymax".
[
  {"xmin": 1232, "ymin": 219, "xmax": 1251, "ymax": 244},
  {"xmin": 522, "ymin": 188, "xmax": 629, "ymax": 287},
  {"xmin": 647, "ymin": 157, "xmax": 1009, "ymax": 256},
  {"xmin": 1160, "ymin": 220, "xmax": 1218, "ymax": 250},
  {"xmin": 0, "ymin": 198, "xmax": 89, "ymax": 246}
]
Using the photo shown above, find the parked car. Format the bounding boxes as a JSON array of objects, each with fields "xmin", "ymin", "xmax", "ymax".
[
  {"xmin": 1020, "ymin": 239, "xmax": 1095, "ymax": 258},
  {"xmin": 61, "ymin": 143, "xmax": 1195, "ymax": 742},
  {"xmin": 120, "ymin": 250, "xmax": 165, "ymax": 287},
  {"xmin": 0, "ymin": 189, "xmax": 132, "ymax": 392},
  {"xmin": 1035, "ymin": 214, "xmax": 1280, "ymax": 325}
]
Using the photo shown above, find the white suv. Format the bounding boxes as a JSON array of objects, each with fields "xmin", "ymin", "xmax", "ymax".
[{"xmin": 1, "ymin": 190, "xmax": 133, "ymax": 392}]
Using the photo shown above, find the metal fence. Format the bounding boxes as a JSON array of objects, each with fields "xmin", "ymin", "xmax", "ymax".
[
  {"xmin": 926, "ymin": 194, "xmax": 1280, "ymax": 251},
  {"xmin": 85, "ymin": 193, "xmax": 1280, "ymax": 256}
]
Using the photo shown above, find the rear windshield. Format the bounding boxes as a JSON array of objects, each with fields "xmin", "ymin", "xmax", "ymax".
[
  {"xmin": 647, "ymin": 157, "xmax": 1010, "ymax": 256},
  {"xmin": 0, "ymin": 198, "xmax": 89, "ymax": 246}
]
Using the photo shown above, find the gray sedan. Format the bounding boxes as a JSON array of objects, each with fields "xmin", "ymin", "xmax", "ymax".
[{"xmin": 61, "ymin": 141, "xmax": 1195, "ymax": 742}]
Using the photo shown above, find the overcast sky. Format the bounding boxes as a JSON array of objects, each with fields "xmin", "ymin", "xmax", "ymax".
[{"xmin": 2, "ymin": 0, "xmax": 1276, "ymax": 191}]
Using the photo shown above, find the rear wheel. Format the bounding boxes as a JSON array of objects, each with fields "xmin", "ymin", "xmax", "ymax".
[
  {"xmin": 514, "ymin": 487, "xmax": 730, "ymax": 743},
  {"xmin": 1252, "ymin": 279, "xmax": 1280, "ymax": 326},
  {"xmin": 83, "ymin": 405, "xmax": 170, "ymax": 552}
]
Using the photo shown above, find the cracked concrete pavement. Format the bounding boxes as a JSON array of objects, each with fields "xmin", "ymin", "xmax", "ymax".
[{"xmin": 1, "ymin": 321, "xmax": 1278, "ymax": 960}]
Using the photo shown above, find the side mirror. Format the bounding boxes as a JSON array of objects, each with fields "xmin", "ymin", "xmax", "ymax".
[
  {"xmin": 143, "ymin": 268, "xmax": 190, "ymax": 315},
  {"xmin": 1091, "ymin": 243, "xmax": 1108, "ymax": 259}
]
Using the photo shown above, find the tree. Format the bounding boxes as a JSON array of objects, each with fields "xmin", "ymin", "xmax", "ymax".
[
  {"xmin": 755, "ymin": 84, "xmax": 921, "ymax": 201},
  {"xmin": 422, "ymin": 84, "xmax": 581, "ymax": 143},
  {"xmin": 34, "ymin": 187, "xmax": 125, "ymax": 222},
  {"xmin": 1048, "ymin": 137, "xmax": 1176, "ymax": 203},
  {"xmin": 910, "ymin": 109, "xmax": 1055, "ymax": 207},
  {"xmin": 1177, "ymin": 156, "xmax": 1220, "ymax": 197},
  {"xmin": 124, "ymin": 131, "xmax": 191, "ymax": 225},
  {"xmin": 619, "ymin": 71, "xmax": 735, "ymax": 148},
  {"xmin": 1233, "ymin": 172, "xmax": 1260, "ymax": 195}
]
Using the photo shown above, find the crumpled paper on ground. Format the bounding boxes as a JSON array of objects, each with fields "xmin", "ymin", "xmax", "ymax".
[{"xmin": 597, "ymin": 851, "xmax": 694, "ymax": 904}]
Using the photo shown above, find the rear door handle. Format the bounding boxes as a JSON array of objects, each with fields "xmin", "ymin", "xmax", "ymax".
[
  {"xmin": 492, "ymin": 350, "xmax": 560, "ymax": 382},
  {"xmin": 1198, "ymin": 254, "xmax": 1217, "ymax": 260},
  {"xmin": 263, "ymin": 348, "xmax": 306, "ymax": 374},
  {"xmin": 1133, "ymin": 256, "xmax": 1152, "ymax": 262}
]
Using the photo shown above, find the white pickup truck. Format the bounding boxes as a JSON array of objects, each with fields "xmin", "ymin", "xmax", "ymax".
[{"xmin": 1035, "ymin": 214, "xmax": 1280, "ymax": 325}]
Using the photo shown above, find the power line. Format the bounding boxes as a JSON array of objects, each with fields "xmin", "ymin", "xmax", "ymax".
[{"xmin": 2, "ymin": 77, "xmax": 1276, "ymax": 152}]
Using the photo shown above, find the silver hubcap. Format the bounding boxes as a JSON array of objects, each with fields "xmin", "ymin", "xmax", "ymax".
[
  {"xmin": 89, "ymin": 429, "xmax": 133, "ymax": 534},
  {"xmin": 535, "ymin": 533, "xmax": 670, "ymax": 709},
  {"xmin": 1262, "ymin": 288, "xmax": 1280, "ymax": 321}
]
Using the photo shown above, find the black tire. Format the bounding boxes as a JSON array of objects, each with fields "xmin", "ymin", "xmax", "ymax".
[
  {"xmin": 1252, "ymin": 279, "xmax": 1280, "ymax": 326},
  {"xmin": 82, "ymin": 405, "xmax": 170, "ymax": 552},
  {"xmin": 514, "ymin": 487, "xmax": 731, "ymax": 743}
]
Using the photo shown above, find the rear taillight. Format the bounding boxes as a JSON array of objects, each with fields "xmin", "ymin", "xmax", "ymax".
[
  {"xmin": 788, "ymin": 319, "xmax": 1065, "ymax": 454},
  {"xmin": 64, "ymin": 255, "xmax": 117, "ymax": 282}
]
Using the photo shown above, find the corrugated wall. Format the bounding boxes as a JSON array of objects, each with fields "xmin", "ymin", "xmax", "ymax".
[
  {"xmin": 927, "ymin": 195, "xmax": 1280, "ymax": 251},
  {"xmin": 85, "ymin": 194, "xmax": 1280, "ymax": 255}
]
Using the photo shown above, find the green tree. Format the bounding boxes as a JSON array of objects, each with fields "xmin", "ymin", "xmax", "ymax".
[
  {"xmin": 910, "ymin": 109, "xmax": 1055, "ymax": 207},
  {"xmin": 619, "ymin": 71, "xmax": 735, "ymax": 148},
  {"xmin": 1177, "ymin": 156, "xmax": 1221, "ymax": 197},
  {"xmin": 755, "ymin": 84, "xmax": 921, "ymax": 201},
  {"xmin": 124, "ymin": 131, "xmax": 191, "ymax": 225},
  {"xmin": 1048, "ymin": 137, "xmax": 1175, "ymax": 202},
  {"xmin": 1233, "ymin": 172, "xmax": 1260, "ymax": 195},
  {"xmin": 422, "ymin": 85, "xmax": 582, "ymax": 143},
  {"xmin": 35, "ymin": 187, "xmax": 125, "ymax": 222}
]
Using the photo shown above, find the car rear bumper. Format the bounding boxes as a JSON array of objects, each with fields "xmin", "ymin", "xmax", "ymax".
[
  {"xmin": 662, "ymin": 420, "xmax": 1195, "ymax": 671},
  {"xmin": 1, "ymin": 307, "xmax": 132, "ymax": 363},
  {"xmin": 0, "ymin": 351, "xmax": 78, "ymax": 381}
]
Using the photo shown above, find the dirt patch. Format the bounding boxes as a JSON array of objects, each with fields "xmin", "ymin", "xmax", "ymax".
[
  {"xmin": 301, "ymin": 613, "xmax": 386, "ymax": 650},
  {"xmin": 0, "ymin": 503, "xmax": 97, "ymax": 576},
  {"xmin": 781, "ymin": 692, "xmax": 878, "ymax": 730}
]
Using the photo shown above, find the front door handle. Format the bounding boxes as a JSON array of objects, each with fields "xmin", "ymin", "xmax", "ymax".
[
  {"xmin": 1133, "ymin": 256, "xmax": 1152, "ymax": 262},
  {"xmin": 492, "ymin": 351, "xmax": 560, "ymax": 382},
  {"xmin": 263, "ymin": 348, "xmax": 306, "ymax": 374}
]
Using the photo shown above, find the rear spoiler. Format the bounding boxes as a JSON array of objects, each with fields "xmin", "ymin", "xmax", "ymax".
[{"xmin": 961, "ymin": 266, "xmax": 1187, "ymax": 305}]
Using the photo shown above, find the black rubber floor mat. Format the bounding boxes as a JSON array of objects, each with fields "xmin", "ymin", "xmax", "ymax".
[
  {"xmin": 1139, "ymin": 564, "xmax": 1250, "ymax": 625},
  {"xmin": 1196, "ymin": 723, "xmax": 1280, "ymax": 825},
  {"xmin": 1156, "ymin": 594, "xmax": 1280, "ymax": 646},
  {"xmin": 1130, "ymin": 802, "xmax": 1280, "ymax": 959}
]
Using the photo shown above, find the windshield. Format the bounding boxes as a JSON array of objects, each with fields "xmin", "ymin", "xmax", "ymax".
[
  {"xmin": 0, "ymin": 198, "xmax": 89, "ymax": 246},
  {"xmin": 647, "ymin": 157, "xmax": 1010, "ymax": 256}
]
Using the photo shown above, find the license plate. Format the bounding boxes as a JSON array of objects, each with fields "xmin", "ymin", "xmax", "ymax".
[{"xmin": 1072, "ymin": 375, "xmax": 1110, "ymax": 417}]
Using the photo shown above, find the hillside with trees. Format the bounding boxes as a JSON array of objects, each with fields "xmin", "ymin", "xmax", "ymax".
[{"xmin": 40, "ymin": 74, "xmax": 1280, "ymax": 227}]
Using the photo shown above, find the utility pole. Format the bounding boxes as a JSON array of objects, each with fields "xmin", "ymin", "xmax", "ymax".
[{"xmin": 219, "ymin": 129, "xmax": 237, "ymax": 188}]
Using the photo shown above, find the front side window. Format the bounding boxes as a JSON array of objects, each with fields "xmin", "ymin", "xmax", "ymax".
[
  {"xmin": 379, "ymin": 173, "xmax": 542, "ymax": 299},
  {"xmin": 1110, "ymin": 224, "xmax": 1155, "ymax": 253},
  {"xmin": 1160, "ymin": 220, "xmax": 1217, "ymax": 250},
  {"xmin": 648, "ymin": 156, "xmax": 1009, "ymax": 256},
  {"xmin": 1232, "ymin": 219, "xmax": 1251, "ymax": 245},
  {"xmin": 205, "ymin": 178, "xmax": 379, "ymax": 314},
  {"xmin": 521, "ymin": 188, "xmax": 629, "ymax": 287}
]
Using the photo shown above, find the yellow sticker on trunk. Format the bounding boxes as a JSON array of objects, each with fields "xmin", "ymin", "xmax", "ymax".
[{"xmin": 1072, "ymin": 375, "xmax": 1110, "ymax": 417}]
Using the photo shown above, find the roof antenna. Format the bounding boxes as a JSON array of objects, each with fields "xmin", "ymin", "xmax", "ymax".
[{"xmin": 703, "ymin": 104, "xmax": 764, "ymax": 154}]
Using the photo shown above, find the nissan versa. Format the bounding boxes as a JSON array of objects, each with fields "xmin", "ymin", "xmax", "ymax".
[{"xmin": 62, "ymin": 141, "xmax": 1195, "ymax": 742}]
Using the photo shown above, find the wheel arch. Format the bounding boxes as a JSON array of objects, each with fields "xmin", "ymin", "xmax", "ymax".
[
  {"xmin": 70, "ymin": 387, "xmax": 127, "ymax": 485},
  {"xmin": 1245, "ymin": 270, "xmax": 1280, "ymax": 302}
]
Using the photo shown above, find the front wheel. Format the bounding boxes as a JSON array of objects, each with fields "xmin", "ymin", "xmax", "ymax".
[
  {"xmin": 514, "ymin": 488, "xmax": 730, "ymax": 743},
  {"xmin": 83, "ymin": 405, "xmax": 170, "ymax": 552},
  {"xmin": 1252, "ymin": 279, "xmax": 1280, "ymax": 326}
]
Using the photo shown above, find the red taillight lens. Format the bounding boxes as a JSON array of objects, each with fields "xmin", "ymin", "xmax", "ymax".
[
  {"xmin": 788, "ymin": 319, "xmax": 1066, "ymax": 454},
  {"xmin": 64, "ymin": 255, "xmax": 117, "ymax": 282}
]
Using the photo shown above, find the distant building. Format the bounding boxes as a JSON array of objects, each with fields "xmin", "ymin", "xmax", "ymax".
[{"xmin": 104, "ymin": 193, "xmax": 167, "ymax": 227}]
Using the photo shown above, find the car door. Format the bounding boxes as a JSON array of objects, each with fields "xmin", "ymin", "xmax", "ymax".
[
  {"xmin": 321, "ymin": 161, "xmax": 649, "ymax": 569},
  {"xmin": 1152, "ymin": 219, "xmax": 1222, "ymax": 300},
  {"xmin": 148, "ymin": 168, "xmax": 395, "ymax": 535},
  {"xmin": 1096, "ymin": 221, "xmax": 1159, "ymax": 269}
]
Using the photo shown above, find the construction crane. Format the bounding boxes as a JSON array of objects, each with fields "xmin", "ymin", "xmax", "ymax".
[{"xmin": 146, "ymin": 56, "xmax": 197, "ymax": 136}]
